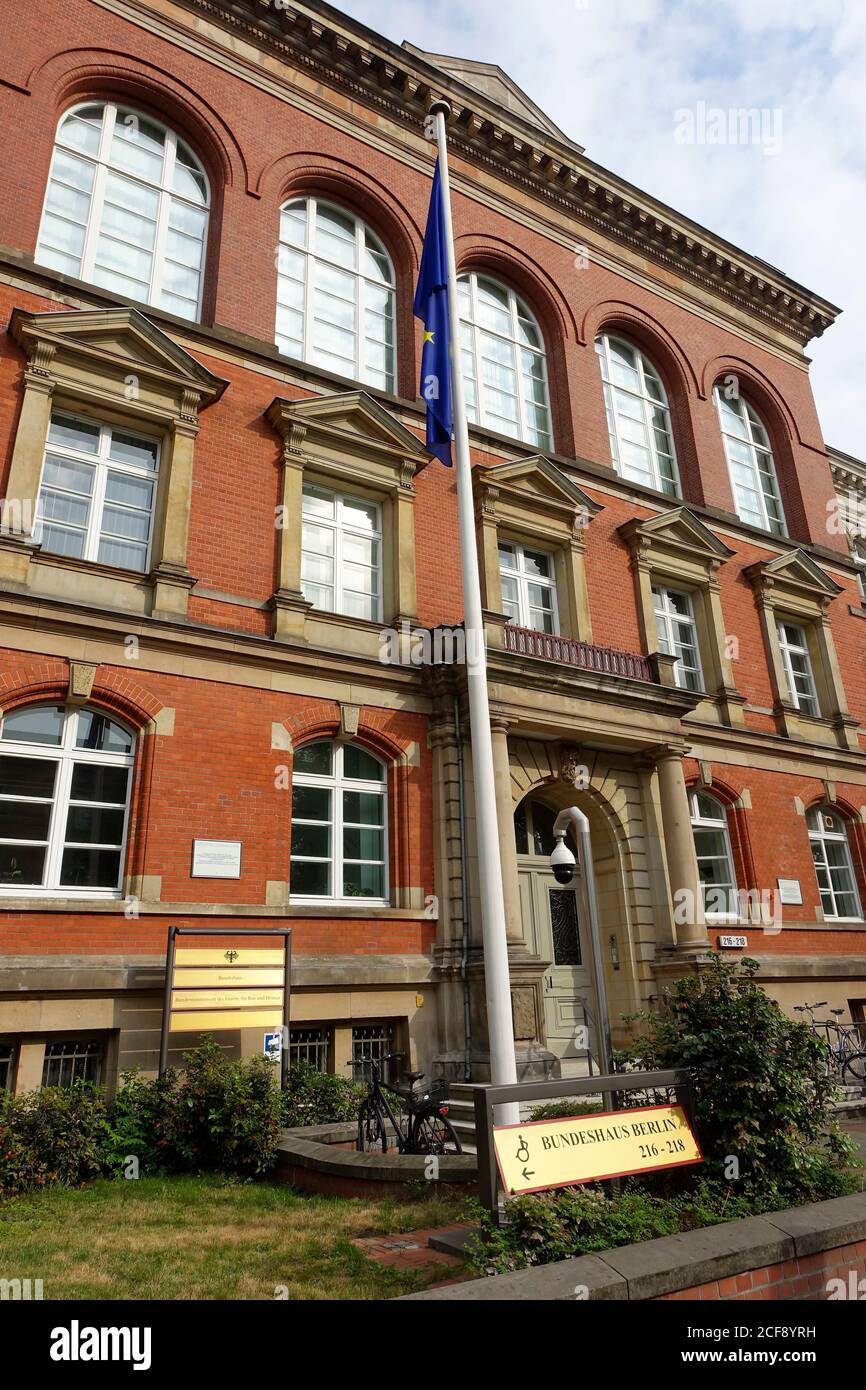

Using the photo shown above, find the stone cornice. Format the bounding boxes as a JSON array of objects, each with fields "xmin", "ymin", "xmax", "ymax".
[
  {"xmin": 829, "ymin": 446, "xmax": 866, "ymax": 496},
  {"xmin": 175, "ymin": 0, "xmax": 839, "ymax": 347}
]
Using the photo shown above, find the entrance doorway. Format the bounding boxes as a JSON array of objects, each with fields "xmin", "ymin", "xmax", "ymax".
[{"xmin": 515, "ymin": 798, "xmax": 596, "ymax": 1076}]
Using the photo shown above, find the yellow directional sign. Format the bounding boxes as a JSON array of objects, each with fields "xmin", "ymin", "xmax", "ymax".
[{"xmin": 494, "ymin": 1104, "xmax": 703, "ymax": 1196}]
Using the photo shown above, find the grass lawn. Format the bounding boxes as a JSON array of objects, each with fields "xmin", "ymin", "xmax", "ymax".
[{"xmin": 0, "ymin": 1176, "xmax": 467, "ymax": 1301}]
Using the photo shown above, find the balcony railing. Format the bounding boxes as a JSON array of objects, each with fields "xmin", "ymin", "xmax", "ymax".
[{"xmin": 503, "ymin": 625, "xmax": 656, "ymax": 683}]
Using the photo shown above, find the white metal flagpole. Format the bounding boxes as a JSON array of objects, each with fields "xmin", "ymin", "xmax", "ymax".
[{"xmin": 428, "ymin": 99, "xmax": 519, "ymax": 1124}]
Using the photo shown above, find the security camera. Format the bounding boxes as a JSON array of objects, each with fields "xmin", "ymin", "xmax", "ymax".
[{"xmin": 550, "ymin": 834, "xmax": 577, "ymax": 885}]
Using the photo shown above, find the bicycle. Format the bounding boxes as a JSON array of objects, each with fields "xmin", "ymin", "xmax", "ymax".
[
  {"xmin": 794, "ymin": 1001, "xmax": 866, "ymax": 1086},
  {"xmin": 349, "ymin": 1052, "xmax": 462, "ymax": 1155}
]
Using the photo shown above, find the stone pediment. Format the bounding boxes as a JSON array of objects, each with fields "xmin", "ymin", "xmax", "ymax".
[
  {"xmin": 402, "ymin": 44, "xmax": 575, "ymax": 147},
  {"xmin": 267, "ymin": 391, "xmax": 429, "ymax": 489},
  {"xmin": 746, "ymin": 548, "xmax": 843, "ymax": 599},
  {"xmin": 475, "ymin": 454, "xmax": 601, "ymax": 524},
  {"xmin": 619, "ymin": 507, "xmax": 735, "ymax": 565},
  {"xmin": 10, "ymin": 306, "xmax": 226, "ymax": 404}
]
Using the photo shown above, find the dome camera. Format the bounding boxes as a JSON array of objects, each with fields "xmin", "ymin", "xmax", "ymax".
[{"xmin": 550, "ymin": 834, "xmax": 577, "ymax": 885}]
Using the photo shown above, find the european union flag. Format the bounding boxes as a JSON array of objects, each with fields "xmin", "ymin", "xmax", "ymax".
[{"xmin": 413, "ymin": 161, "xmax": 453, "ymax": 466}]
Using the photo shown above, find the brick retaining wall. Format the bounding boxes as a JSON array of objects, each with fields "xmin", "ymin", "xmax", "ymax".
[{"xmin": 399, "ymin": 1192, "xmax": 866, "ymax": 1301}]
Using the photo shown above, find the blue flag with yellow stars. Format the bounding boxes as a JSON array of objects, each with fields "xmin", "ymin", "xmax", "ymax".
[{"xmin": 413, "ymin": 160, "xmax": 453, "ymax": 466}]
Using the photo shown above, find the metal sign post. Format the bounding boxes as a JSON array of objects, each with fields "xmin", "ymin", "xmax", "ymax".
[{"xmin": 159, "ymin": 926, "xmax": 292, "ymax": 1090}]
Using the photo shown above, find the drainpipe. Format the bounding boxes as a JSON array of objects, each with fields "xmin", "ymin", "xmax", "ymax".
[
  {"xmin": 454, "ymin": 696, "xmax": 473, "ymax": 1082},
  {"xmin": 553, "ymin": 806, "xmax": 614, "ymax": 1082}
]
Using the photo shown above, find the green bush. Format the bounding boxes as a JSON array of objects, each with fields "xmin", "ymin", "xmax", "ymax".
[
  {"xmin": 279, "ymin": 1062, "xmax": 365, "ymax": 1128},
  {"xmin": 99, "ymin": 1069, "xmax": 176, "ymax": 1178},
  {"xmin": 156, "ymin": 1038, "xmax": 283, "ymax": 1177},
  {"xmin": 620, "ymin": 955, "xmax": 857, "ymax": 1206},
  {"xmin": 528, "ymin": 1100, "xmax": 601, "ymax": 1122},
  {"xmin": 1, "ymin": 1041, "xmax": 285, "ymax": 1198},
  {"xmin": 472, "ymin": 1179, "xmax": 768, "ymax": 1275},
  {"xmin": 0, "ymin": 1083, "xmax": 108, "ymax": 1201}
]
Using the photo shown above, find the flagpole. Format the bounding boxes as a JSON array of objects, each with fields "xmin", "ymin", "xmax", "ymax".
[{"xmin": 428, "ymin": 99, "xmax": 519, "ymax": 1125}]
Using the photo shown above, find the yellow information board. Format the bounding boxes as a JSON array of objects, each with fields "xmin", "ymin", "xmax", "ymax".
[
  {"xmin": 494, "ymin": 1103, "xmax": 703, "ymax": 1196},
  {"xmin": 169, "ymin": 1009, "xmax": 284, "ymax": 1033},
  {"xmin": 166, "ymin": 945, "xmax": 287, "ymax": 1035}
]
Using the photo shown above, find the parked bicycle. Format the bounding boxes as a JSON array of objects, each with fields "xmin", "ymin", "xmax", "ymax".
[
  {"xmin": 794, "ymin": 1001, "xmax": 866, "ymax": 1086},
  {"xmin": 349, "ymin": 1052, "xmax": 462, "ymax": 1155}
]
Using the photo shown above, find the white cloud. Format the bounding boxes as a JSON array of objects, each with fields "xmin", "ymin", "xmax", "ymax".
[{"xmin": 336, "ymin": 0, "xmax": 865, "ymax": 455}]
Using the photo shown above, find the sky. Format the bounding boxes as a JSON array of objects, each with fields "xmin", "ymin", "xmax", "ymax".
[{"xmin": 335, "ymin": 0, "xmax": 865, "ymax": 457}]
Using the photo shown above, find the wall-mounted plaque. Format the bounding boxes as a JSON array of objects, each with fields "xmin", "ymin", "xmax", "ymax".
[
  {"xmin": 191, "ymin": 840, "xmax": 242, "ymax": 879},
  {"xmin": 777, "ymin": 879, "xmax": 803, "ymax": 905}
]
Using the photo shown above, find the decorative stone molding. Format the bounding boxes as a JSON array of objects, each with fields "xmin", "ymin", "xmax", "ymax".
[
  {"xmin": 745, "ymin": 549, "xmax": 858, "ymax": 750},
  {"xmin": 266, "ymin": 391, "xmax": 428, "ymax": 646},
  {"xmin": 559, "ymin": 744, "xmax": 585, "ymax": 786},
  {"xmin": 619, "ymin": 507, "xmax": 743, "ymax": 726},
  {"xmin": 340, "ymin": 703, "xmax": 361, "ymax": 737},
  {"xmin": 4, "ymin": 307, "xmax": 226, "ymax": 617},
  {"xmin": 473, "ymin": 454, "xmax": 601, "ymax": 644},
  {"xmin": 67, "ymin": 661, "xmax": 98, "ymax": 705},
  {"xmin": 188, "ymin": 0, "xmax": 838, "ymax": 349}
]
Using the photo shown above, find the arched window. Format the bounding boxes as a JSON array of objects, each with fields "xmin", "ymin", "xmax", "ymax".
[
  {"xmin": 689, "ymin": 790, "xmax": 737, "ymax": 916},
  {"xmin": 808, "ymin": 807, "xmax": 862, "ymax": 920},
  {"xmin": 0, "ymin": 705, "xmax": 135, "ymax": 895},
  {"xmin": 276, "ymin": 197, "xmax": 396, "ymax": 392},
  {"xmin": 458, "ymin": 272, "xmax": 552, "ymax": 449},
  {"xmin": 594, "ymin": 334, "xmax": 679, "ymax": 496},
  {"xmin": 36, "ymin": 102, "xmax": 209, "ymax": 321},
  {"xmin": 290, "ymin": 740, "xmax": 388, "ymax": 903},
  {"xmin": 713, "ymin": 387, "xmax": 786, "ymax": 536}
]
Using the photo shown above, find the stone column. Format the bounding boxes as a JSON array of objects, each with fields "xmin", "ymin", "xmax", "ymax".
[
  {"xmin": 489, "ymin": 712, "xmax": 525, "ymax": 946},
  {"xmin": 152, "ymin": 411, "xmax": 199, "ymax": 618},
  {"xmin": 272, "ymin": 437, "xmax": 312, "ymax": 641},
  {"xmin": 0, "ymin": 355, "xmax": 54, "ymax": 584},
  {"xmin": 655, "ymin": 746, "xmax": 711, "ymax": 954},
  {"xmin": 392, "ymin": 466, "xmax": 418, "ymax": 624}
]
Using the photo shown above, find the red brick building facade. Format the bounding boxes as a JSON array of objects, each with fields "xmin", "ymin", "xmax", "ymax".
[{"xmin": 1, "ymin": 0, "xmax": 864, "ymax": 1092}]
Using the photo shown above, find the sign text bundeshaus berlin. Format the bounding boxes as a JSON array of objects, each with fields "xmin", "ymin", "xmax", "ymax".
[
  {"xmin": 169, "ymin": 948, "xmax": 285, "ymax": 1033},
  {"xmin": 494, "ymin": 1104, "xmax": 703, "ymax": 1196}
]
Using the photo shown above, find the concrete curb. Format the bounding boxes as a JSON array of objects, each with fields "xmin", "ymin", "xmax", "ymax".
[{"xmin": 397, "ymin": 1190, "xmax": 866, "ymax": 1300}]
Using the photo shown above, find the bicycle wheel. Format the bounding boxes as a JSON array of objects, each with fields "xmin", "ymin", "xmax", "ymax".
[
  {"xmin": 843, "ymin": 1051, "xmax": 866, "ymax": 1087},
  {"xmin": 411, "ymin": 1111, "xmax": 462, "ymax": 1156},
  {"xmin": 357, "ymin": 1099, "xmax": 388, "ymax": 1154}
]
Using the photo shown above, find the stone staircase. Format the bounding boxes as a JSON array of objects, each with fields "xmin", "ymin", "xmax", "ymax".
[
  {"xmin": 444, "ymin": 1083, "xmax": 482, "ymax": 1154},
  {"xmin": 445, "ymin": 1078, "xmax": 606, "ymax": 1154},
  {"xmin": 835, "ymin": 1083, "xmax": 866, "ymax": 1118}
]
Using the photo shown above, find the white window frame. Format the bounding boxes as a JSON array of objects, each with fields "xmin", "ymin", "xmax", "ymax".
[
  {"xmin": 276, "ymin": 196, "xmax": 396, "ymax": 392},
  {"xmin": 0, "ymin": 706, "xmax": 135, "ymax": 899},
  {"xmin": 714, "ymin": 387, "xmax": 787, "ymax": 536},
  {"xmin": 653, "ymin": 585, "xmax": 703, "ymax": 692},
  {"xmin": 36, "ymin": 101, "xmax": 210, "ymax": 322},
  {"xmin": 458, "ymin": 271, "xmax": 552, "ymax": 450},
  {"xmin": 290, "ymin": 741, "xmax": 389, "ymax": 907},
  {"xmin": 689, "ymin": 790, "xmax": 738, "ymax": 919},
  {"xmin": 777, "ymin": 621, "xmax": 820, "ymax": 716},
  {"xmin": 301, "ymin": 484, "xmax": 383, "ymax": 623},
  {"xmin": 808, "ymin": 807, "xmax": 863, "ymax": 922},
  {"xmin": 595, "ymin": 334, "xmax": 680, "ymax": 497},
  {"xmin": 498, "ymin": 540, "xmax": 560, "ymax": 634},
  {"xmin": 34, "ymin": 410, "xmax": 160, "ymax": 573}
]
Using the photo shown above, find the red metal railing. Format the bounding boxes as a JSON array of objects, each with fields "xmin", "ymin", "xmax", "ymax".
[{"xmin": 503, "ymin": 625, "xmax": 655, "ymax": 683}]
